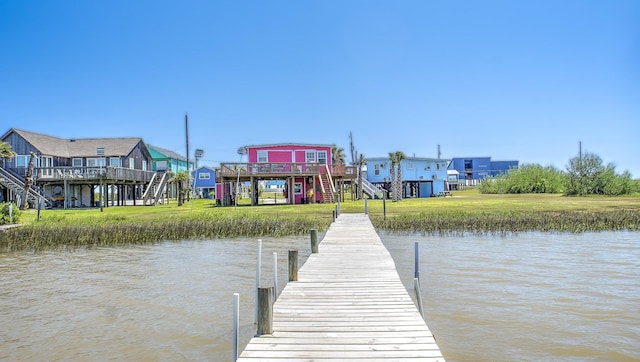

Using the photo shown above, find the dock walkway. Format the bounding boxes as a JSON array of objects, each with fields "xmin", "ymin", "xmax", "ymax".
[{"xmin": 237, "ymin": 213, "xmax": 445, "ymax": 361}]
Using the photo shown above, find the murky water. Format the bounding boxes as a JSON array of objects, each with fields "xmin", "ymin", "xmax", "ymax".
[
  {"xmin": 384, "ymin": 231, "xmax": 640, "ymax": 362},
  {"xmin": 1, "ymin": 231, "xmax": 638, "ymax": 361}
]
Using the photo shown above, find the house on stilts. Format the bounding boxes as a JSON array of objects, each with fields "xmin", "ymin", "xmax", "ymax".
[
  {"xmin": 216, "ymin": 143, "xmax": 357, "ymax": 206},
  {"xmin": 1, "ymin": 128, "xmax": 158, "ymax": 208}
]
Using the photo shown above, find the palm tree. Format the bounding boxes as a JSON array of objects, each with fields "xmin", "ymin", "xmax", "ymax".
[
  {"xmin": 0, "ymin": 141, "xmax": 16, "ymax": 166},
  {"xmin": 357, "ymin": 153, "xmax": 366, "ymax": 199},
  {"xmin": 172, "ymin": 170, "xmax": 190, "ymax": 206},
  {"xmin": 332, "ymin": 146, "xmax": 346, "ymax": 165},
  {"xmin": 395, "ymin": 151, "xmax": 406, "ymax": 201},
  {"xmin": 388, "ymin": 152, "xmax": 398, "ymax": 201},
  {"xmin": 20, "ymin": 152, "xmax": 36, "ymax": 210}
]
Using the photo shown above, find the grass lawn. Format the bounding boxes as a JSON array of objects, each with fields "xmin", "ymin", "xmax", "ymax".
[
  {"xmin": 2, "ymin": 188, "xmax": 638, "ymax": 251},
  {"xmin": 13, "ymin": 188, "xmax": 640, "ymax": 224}
]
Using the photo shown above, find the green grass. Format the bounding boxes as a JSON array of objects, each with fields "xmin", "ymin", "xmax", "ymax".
[{"xmin": 2, "ymin": 189, "xmax": 639, "ymax": 251}]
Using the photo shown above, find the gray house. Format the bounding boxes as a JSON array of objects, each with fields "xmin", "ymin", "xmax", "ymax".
[{"xmin": 1, "ymin": 128, "xmax": 155, "ymax": 208}]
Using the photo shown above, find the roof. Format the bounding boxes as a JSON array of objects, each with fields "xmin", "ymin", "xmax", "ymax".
[
  {"xmin": 241, "ymin": 143, "xmax": 336, "ymax": 150},
  {"xmin": 366, "ymin": 156, "xmax": 450, "ymax": 162},
  {"xmin": 147, "ymin": 144, "xmax": 187, "ymax": 161},
  {"xmin": 5, "ymin": 128, "xmax": 145, "ymax": 158},
  {"xmin": 192, "ymin": 166, "xmax": 216, "ymax": 173}
]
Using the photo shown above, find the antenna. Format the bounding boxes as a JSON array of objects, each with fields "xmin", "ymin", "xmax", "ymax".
[{"xmin": 437, "ymin": 144, "xmax": 441, "ymax": 159}]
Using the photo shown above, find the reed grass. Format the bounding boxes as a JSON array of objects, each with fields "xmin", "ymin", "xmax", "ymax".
[
  {"xmin": 0, "ymin": 213, "xmax": 328, "ymax": 252},
  {"xmin": 1, "ymin": 189, "xmax": 639, "ymax": 252}
]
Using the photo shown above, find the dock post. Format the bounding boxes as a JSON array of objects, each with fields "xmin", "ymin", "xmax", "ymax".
[
  {"xmin": 256, "ymin": 287, "xmax": 273, "ymax": 336},
  {"xmin": 383, "ymin": 193, "xmax": 386, "ymax": 220},
  {"xmin": 414, "ymin": 241, "xmax": 420, "ymax": 280},
  {"xmin": 414, "ymin": 278, "xmax": 425, "ymax": 319},
  {"xmin": 288, "ymin": 250, "xmax": 298, "ymax": 281},
  {"xmin": 337, "ymin": 195, "xmax": 340, "ymax": 216},
  {"xmin": 364, "ymin": 198, "xmax": 368, "ymax": 215},
  {"xmin": 254, "ymin": 239, "xmax": 262, "ymax": 324},
  {"xmin": 310, "ymin": 229, "xmax": 319, "ymax": 253},
  {"xmin": 233, "ymin": 293, "xmax": 239, "ymax": 361},
  {"xmin": 332, "ymin": 209, "xmax": 336, "ymax": 222},
  {"xmin": 272, "ymin": 252, "xmax": 278, "ymax": 301}
]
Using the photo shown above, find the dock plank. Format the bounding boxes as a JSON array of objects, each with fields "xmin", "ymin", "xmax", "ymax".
[{"xmin": 237, "ymin": 213, "xmax": 445, "ymax": 361}]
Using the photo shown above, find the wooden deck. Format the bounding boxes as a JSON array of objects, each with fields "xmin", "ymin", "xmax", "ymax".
[{"xmin": 237, "ymin": 213, "xmax": 445, "ymax": 361}]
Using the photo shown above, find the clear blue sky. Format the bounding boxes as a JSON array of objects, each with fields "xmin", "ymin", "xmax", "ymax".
[{"xmin": 1, "ymin": 1, "xmax": 638, "ymax": 177}]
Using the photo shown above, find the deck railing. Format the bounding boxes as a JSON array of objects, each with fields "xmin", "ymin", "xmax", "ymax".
[
  {"xmin": 218, "ymin": 163, "xmax": 357, "ymax": 179},
  {"xmin": 33, "ymin": 166, "xmax": 155, "ymax": 183}
]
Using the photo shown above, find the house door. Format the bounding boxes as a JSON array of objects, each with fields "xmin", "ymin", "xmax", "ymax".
[{"xmin": 419, "ymin": 181, "xmax": 433, "ymax": 197}]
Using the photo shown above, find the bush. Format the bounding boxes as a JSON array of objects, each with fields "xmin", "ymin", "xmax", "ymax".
[
  {"xmin": 0, "ymin": 202, "xmax": 21, "ymax": 225},
  {"xmin": 478, "ymin": 164, "xmax": 564, "ymax": 194},
  {"xmin": 565, "ymin": 153, "xmax": 633, "ymax": 196}
]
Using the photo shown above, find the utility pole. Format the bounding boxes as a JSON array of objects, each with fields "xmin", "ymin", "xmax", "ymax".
[
  {"xmin": 185, "ymin": 113, "xmax": 190, "ymax": 204},
  {"xmin": 579, "ymin": 141, "xmax": 582, "ymax": 161}
]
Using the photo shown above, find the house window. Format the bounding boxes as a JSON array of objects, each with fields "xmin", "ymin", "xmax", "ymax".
[
  {"xmin": 142, "ymin": 161, "xmax": 147, "ymax": 171},
  {"xmin": 306, "ymin": 151, "xmax": 316, "ymax": 163},
  {"xmin": 293, "ymin": 182, "xmax": 302, "ymax": 194},
  {"xmin": 257, "ymin": 150, "xmax": 268, "ymax": 163},
  {"xmin": 14, "ymin": 155, "xmax": 28, "ymax": 167},
  {"xmin": 407, "ymin": 162, "xmax": 413, "ymax": 169},
  {"xmin": 87, "ymin": 158, "xmax": 106, "ymax": 167},
  {"xmin": 374, "ymin": 164, "xmax": 380, "ymax": 176},
  {"xmin": 199, "ymin": 172, "xmax": 210, "ymax": 180},
  {"xmin": 317, "ymin": 151, "xmax": 327, "ymax": 165},
  {"xmin": 436, "ymin": 163, "xmax": 441, "ymax": 170},
  {"xmin": 110, "ymin": 157, "xmax": 121, "ymax": 167},
  {"xmin": 42, "ymin": 156, "xmax": 53, "ymax": 177},
  {"xmin": 129, "ymin": 158, "xmax": 134, "ymax": 169},
  {"xmin": 72, "ymin": 158, "xmax": 83, "ymax": 167}
]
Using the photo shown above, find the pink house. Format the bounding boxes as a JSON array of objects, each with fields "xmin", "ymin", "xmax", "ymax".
[{"xmin": 216, "ymin": 143, "xmax": 357, "ymax": 206}]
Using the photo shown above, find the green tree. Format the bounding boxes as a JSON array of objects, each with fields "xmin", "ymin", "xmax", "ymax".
[
  {"xmin": 0, "ymin": 141, "xmax": 16, "ymax": 166},
  {"xmin": 172, "ymin": 170, "xmax": 191, "ymax": 206},
  {"xmin": 332, "ymin": 146, "xmax": 346, "ymax": 165},
  {"xmin": 394, "ymin": 151, "xmax": 406, "ymax": 201},
  {"xmin": 388, "ymin": 152, "xmax": 398, "ymax": 201},
  {"xmin": 357, "ymin": 153, "xmax": 366, "ymax": 199},
  {"xmin": 565, "ymin": 152, "xmax": 631, "ymax": 196}
]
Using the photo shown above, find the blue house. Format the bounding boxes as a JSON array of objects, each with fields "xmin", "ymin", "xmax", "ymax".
[
  {"xmin": 192, "ymin": 166, "xmax": 216, "ymax": 199},
  {"xmin": 448, "ymin": 157, "xmax": 518, "ymax": 181},
  {"xmin": 366, "ymin": 156, "xmax": 449, "ymax": 198}
]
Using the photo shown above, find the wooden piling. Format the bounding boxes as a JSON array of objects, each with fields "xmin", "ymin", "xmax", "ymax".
[
  {"xmin": 310, "ymin": 229, "xmax": 318, "ymax": 253},
  {"xmin": 288, "ymin": 250, "xmax": 298, "ymax": 281},
  {"xmin": 256, "ymin": 287, "xmax": 273, "ymax": 336}
]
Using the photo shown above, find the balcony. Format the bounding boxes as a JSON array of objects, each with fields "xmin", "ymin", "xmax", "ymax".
[
  {"xmin": 33, "ymin": 166, "xmax": 155, "ymax": 183},
  {"xmin": 217, "ymin": 162, "xmax": 357, "ymax": 180}
]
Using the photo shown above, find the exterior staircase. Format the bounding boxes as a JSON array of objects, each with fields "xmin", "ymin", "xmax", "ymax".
[
  {"xmin": 319, "ymin": 165, "xmax": 336, "ymax": 203},
  {"xmin": 359, "ymin": 176, "xmax": 384, "ymax": 199},
  {"xmin": 142, "ymin": 172, "xmax": 169, "ymax": 205},
  {"xmin": 0, "ymin": 166, "xmax": 47, "ymax": 206}
]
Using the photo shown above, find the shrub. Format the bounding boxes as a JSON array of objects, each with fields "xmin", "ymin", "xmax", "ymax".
[{"xmin": 0, "ymin": 202, "xmax": 21, "ymax": 225}]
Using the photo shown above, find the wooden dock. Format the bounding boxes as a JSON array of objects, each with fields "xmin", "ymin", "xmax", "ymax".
[{"xmin": 237, "ymin": 213, "xmax": 445, "ymax": 361}]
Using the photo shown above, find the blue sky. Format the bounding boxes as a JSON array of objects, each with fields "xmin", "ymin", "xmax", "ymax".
[{"xmin": 1, "ymin": 1, "xmax": 638, "ymax": 177}]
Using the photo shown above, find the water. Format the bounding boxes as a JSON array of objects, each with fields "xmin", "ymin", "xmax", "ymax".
[
  {"xmin": 1, "ymin": 231, "xmax": 638, "ymax": 361},
  {"xmin": 384, "ymin": 231, "xmax": 640, "ymax": 362}
]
